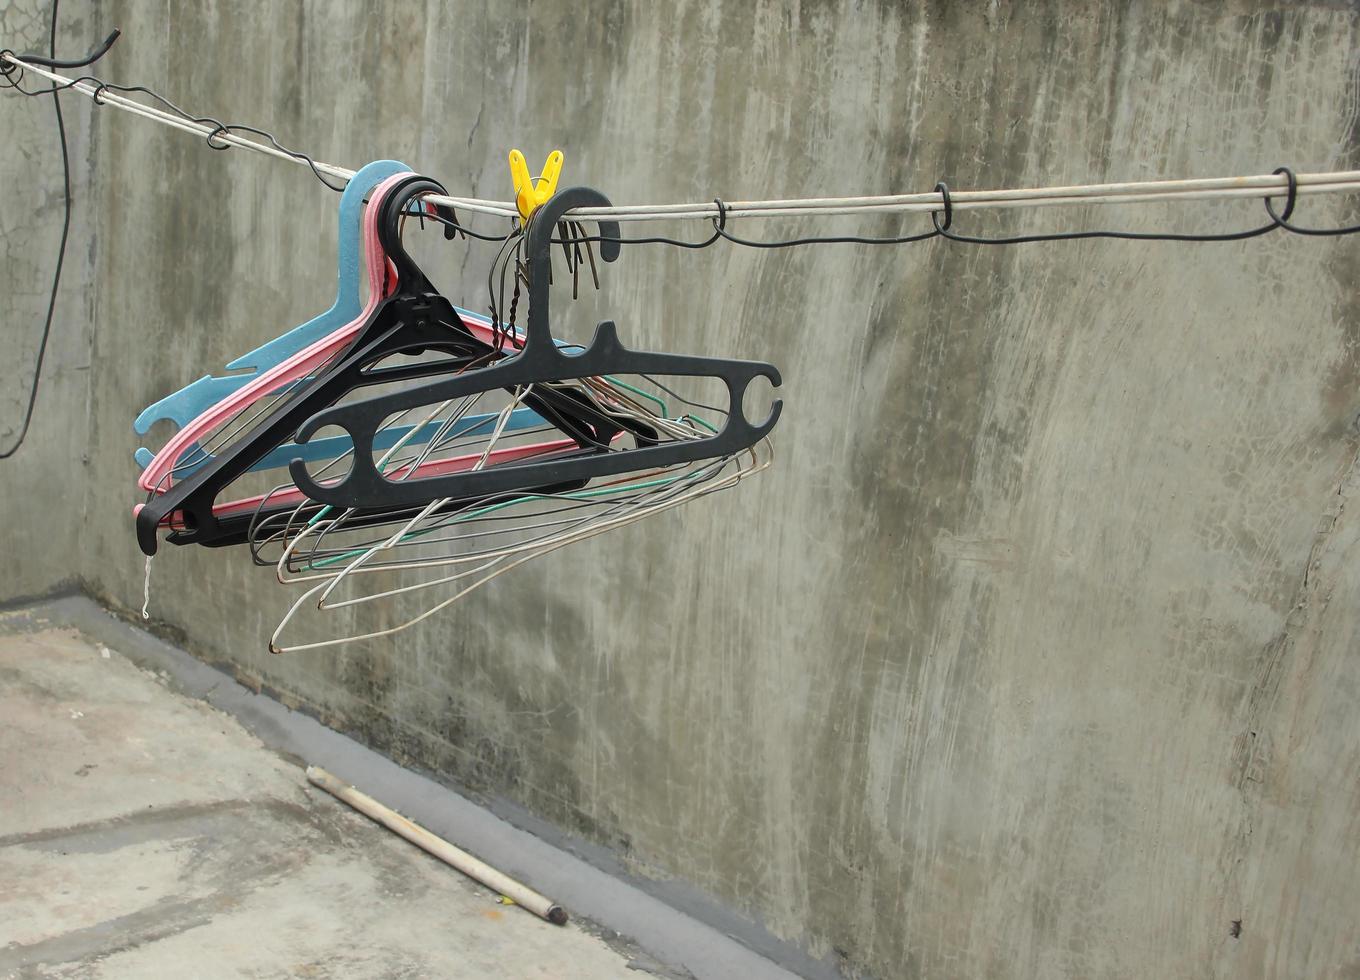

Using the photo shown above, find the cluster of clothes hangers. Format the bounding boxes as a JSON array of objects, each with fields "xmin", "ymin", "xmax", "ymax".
[
  {"xmin": 12, "ymin": 24, "xmax": 1352, "ymax": 656},
  {"xmin": 132, "ymin": 161, "xmax": 782, "ymax": 651}
]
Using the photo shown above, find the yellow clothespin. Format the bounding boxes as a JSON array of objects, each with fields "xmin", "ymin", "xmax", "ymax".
[{"xmin": 508, "ymin": 149, "xmax": 563, "ymax": 226}]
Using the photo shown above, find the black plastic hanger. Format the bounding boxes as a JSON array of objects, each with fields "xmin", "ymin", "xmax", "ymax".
[
  {"xmin": 284, "ymin": 185, "xmax": 783, "ymax": 510},
  {"xmin": 134, "ymin": 176, "xmax": 614, "ymax": 555}
]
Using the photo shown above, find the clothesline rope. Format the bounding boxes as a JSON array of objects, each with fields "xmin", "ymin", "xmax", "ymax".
[{"xmin": 5, "ymin": 52, "xmax": 1360, "ymax": 225}]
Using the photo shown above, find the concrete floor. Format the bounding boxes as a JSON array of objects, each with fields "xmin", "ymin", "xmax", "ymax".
[{"xmin": 0, "ymin": 625, "xmax": 643, "ymax": 979}]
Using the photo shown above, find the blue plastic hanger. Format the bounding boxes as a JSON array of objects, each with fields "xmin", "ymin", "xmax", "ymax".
[{"xmin": 133, "ymin": 160, "xmax": 540, "ymax": 477}]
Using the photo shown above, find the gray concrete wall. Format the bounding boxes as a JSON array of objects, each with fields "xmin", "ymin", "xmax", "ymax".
[
  {"xmin": 4, "ymin": 1, "xmax": 1360, "ymax": 976},
  {"xmin": 1, "ymin": 0, "xmax": 99, "ymax": 598}
]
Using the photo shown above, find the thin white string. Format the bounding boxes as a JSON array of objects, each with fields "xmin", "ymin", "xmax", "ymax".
[
  {"xmin": 141, "ymin": 555, "xmax": 152, "ymax": 619},
  {"xmin": 5, "ymin": 53, "xmax": 1360, "ymax": 224}
]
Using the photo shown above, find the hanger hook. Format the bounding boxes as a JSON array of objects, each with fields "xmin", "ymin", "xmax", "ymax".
[
  {"xmin": 1268, "ymin": 166, "xmax": 1298, "ymax": 225},
  {"xmin": 524, "ymin": 187, "xmax": 621, "ymax": 268},
  {"xmin": 377, "ymin": 175, "xmax": 449, "ymax": 288},
  {"xmin": 519, "ymin": 187, "xmax": 622, "ymax": 354}
]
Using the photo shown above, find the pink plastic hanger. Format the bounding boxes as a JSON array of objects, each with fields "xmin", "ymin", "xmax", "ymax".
[
  {"xmin": 139, "ymin": 172, "xmax": 516, "ymax": 495},
  {"xmin": 141, "ymin": 434, "xmax": 597, "ymax": 527}
]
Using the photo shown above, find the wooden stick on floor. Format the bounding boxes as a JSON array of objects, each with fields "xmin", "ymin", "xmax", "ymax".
[{"xmin": 306, "ymin": 765, "xmax": 568, "ymax": 925}]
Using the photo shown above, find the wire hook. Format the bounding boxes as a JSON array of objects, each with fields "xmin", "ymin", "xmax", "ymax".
[
  {"xmin": 932, "ymin": 182, "xmax": 954, "ymax": 232},
  {"xmin": 1266, "ymin": 166, "xmax": 1298, "ymax": 224},
  {"xmin": 204, "ymin": 122, "xmax": 232, "ymax": 150}
]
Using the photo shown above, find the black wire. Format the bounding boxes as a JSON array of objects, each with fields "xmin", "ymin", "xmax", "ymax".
[
  {"xmin": 6, "ymin": 48, "xmax": 1359, "ymax": 251},
  {"xmin": 435, "ymin": 217, "xmax": 516, "ymax": 243},
  {"xmin": 12, "ymin": 55, "xmax": 1353, "ymax": 253},
  {"xmin": 1264, "ymin": 166, "xmax": 1360, "ymax": 236},
  {"xmin": 707, "ymin": 197, "xmax": 944, "ymax": 247},
  {"xmin": 9, "ymin": 27, "xmax": 118, "ymax": 69},
  {"xmin": 546, "ymin": 182, "xmax": 1360, "ymax": 251},
  {"xmin": 417, "ymin": 207, "xmax": 736, "ymax": 250},
  {"xmin": 1, "ymin": 0, "xmax": 73, "ymax": 459},
  {"xmin": 928, "ymin": 180, "xmax": 1283, "ymax": 245},
  {"xmin": 414, "ymin": 203, "xmax": 731, "ymax": 250},
  {"xmin": 6, "ymin": 32, "xmax": 1360, "ymax": 422},
  {"xmin": 0, "ymin": 66, "xmax": 349, "ymax": 191},
  {"xmin": 374, "ymin": 193, "xmax": 887, "ymax": 249},
  {"xmin": 711, "ymin": 225, "xmax": 942, "ymax": 247}
]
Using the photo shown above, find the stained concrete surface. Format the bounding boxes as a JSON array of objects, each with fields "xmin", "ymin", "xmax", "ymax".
[
  {"xmin": 0, "ymin": 622, "xmax": 642, "ymax": 979},
  {"xmin": 5, "ymin": 1, "xmax": 1360, "ymax": 977}
]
